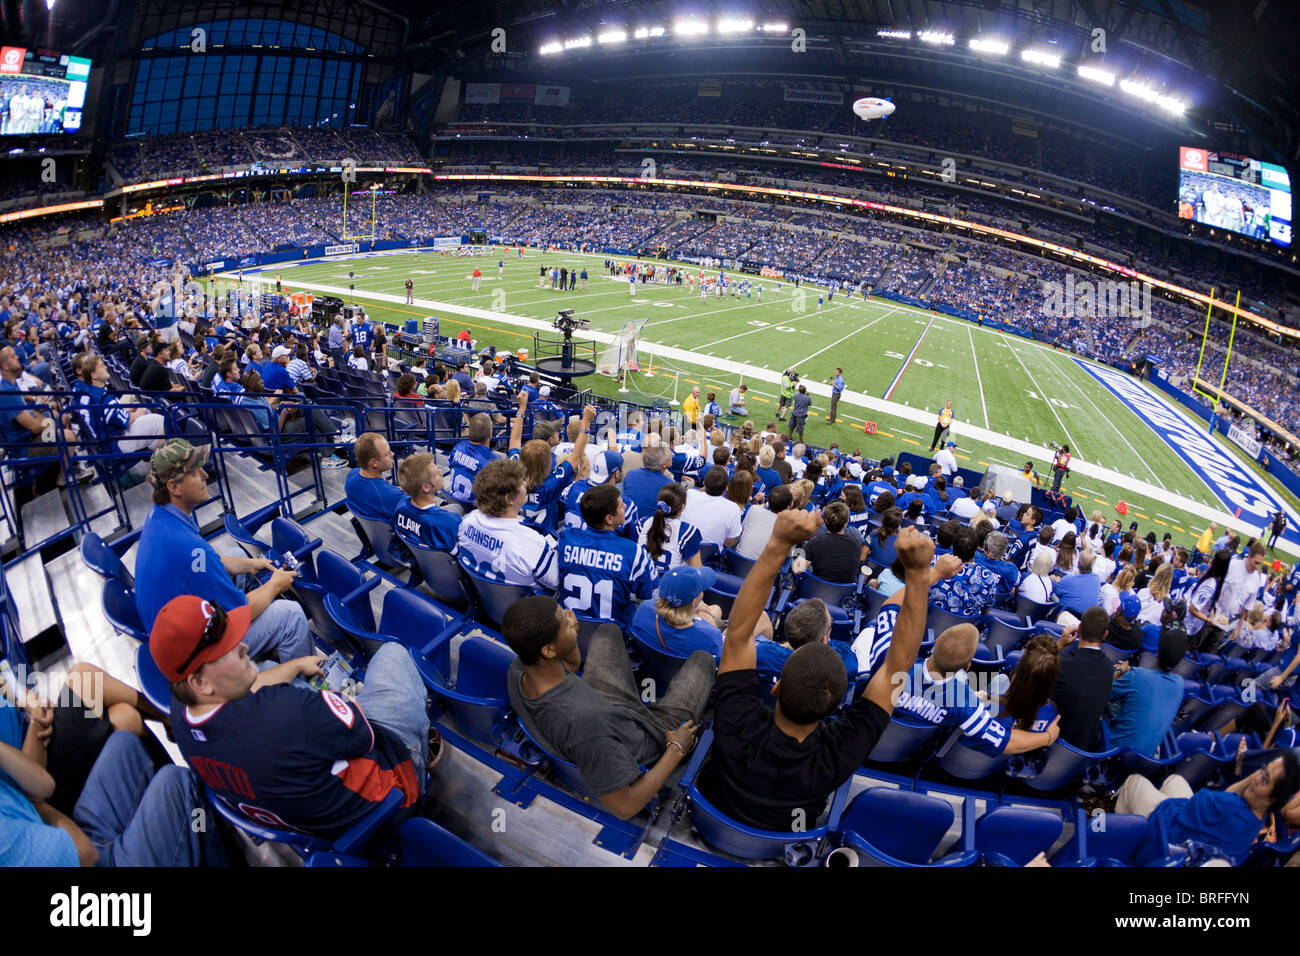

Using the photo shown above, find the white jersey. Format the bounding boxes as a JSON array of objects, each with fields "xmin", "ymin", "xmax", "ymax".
[
  {"xmin": 455, "ymin": 511, "xmax": 559, "ymax": 589},
  {"xmin": 635, "ymin": 515, "xmax": 703, "ymax": 575}
]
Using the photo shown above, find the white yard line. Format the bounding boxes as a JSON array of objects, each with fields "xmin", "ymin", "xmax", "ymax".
[
  {"xmin": 966, "ymin": 323, "xmax": 990, "ymax": 430},
  {"xmin": 1043, "ymin": 349, "xmax": 1165, "ymax": 489},
  {"xmin": 1005, "ymin": 339, "xmax": 1082, "ymax": 458},
  {"xmin": 791, "ymin": 308, "xmax": 899, "ymax": 368}
]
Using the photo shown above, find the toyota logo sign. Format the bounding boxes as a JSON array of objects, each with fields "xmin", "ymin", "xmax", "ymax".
[{"xmin": 0, "ymin": 47, "xmax": 25, "ymax": 73}]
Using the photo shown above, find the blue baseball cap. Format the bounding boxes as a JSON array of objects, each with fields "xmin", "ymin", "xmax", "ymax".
[
  {"xmin": 882, "ymin": 466, "xmax": 895, "ymax": 477},
  {"xmin": 1119, "ymin": 593, "xmax": 1141, "ymax": 621},
  {"xmin": 658, "ymin": 566, "xmax": 716, "ymax": 607},
  {"xmin": 590, "ymin": 450, "xmax": 624, "ymax": 484},
  {"xmin": 946, "ymin": 440, "xmax": 956, "ymax": 447}
]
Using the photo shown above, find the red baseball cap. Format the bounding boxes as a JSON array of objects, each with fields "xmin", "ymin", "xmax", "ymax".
[{"xmin": 149, "ymin": 595, "xmax": 251, "ymax": 682}]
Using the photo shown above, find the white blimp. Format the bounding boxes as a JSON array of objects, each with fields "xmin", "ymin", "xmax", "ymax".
[{"xmin": 851, "ymin": 97, "xmax": 895, "ymax": 120}]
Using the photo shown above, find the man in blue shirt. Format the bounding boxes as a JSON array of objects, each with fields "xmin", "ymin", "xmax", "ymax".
[
  {"xmin": 827, "ymin": 367, "xmax": 845, "ymax": 424},
  {"xmin": 555, "ymin": 483, "xmax": 657, "ymax": 629},
  {"xmin": 134, "ymin": 439, "xmax": 312, "ymax": 663},
  {"xmin": 327, "ymin": 317, "xmax": 345, "ymax": 368},
  {"xmin": 345, "ymin": 431, "xmax": 406, "ymax": 520},
  {"xmin": 1052, "ymin": 550, "xmax": 1103, "ymax": 617},
  {"xmin": 1116, "ymin": 750, "xmax": 1298, "ymax": 864},
  {"xmin": 261, "ymin": 346, "xmax": 296, "ymax": 393},
  {"xmin": 394, "ymin": 452, "xmax": 461, "ymax": 552},
  {"xmin": 624, "ymin": 444, "xmax": 674, "ymax": 519},
  {"xmin": 1106, "ymin": 629, "xmax": 1186, "ymax": 756},
  {"xmin": 446, "ymin": 413, "xmax": 497, "ymax": 508},
  {"xmin": 755, "ymin": 597, "xmax": 857, "ymax": 682}
]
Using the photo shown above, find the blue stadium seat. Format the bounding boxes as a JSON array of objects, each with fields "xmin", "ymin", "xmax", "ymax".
[
  {"xmin": 459, "ymin": 564, "xmax": 535, "ymax": 631},
  {"xmin": 628, "ymin": 630, "xmax": 699, "ymax": 689},
  {"xmin": 1016, "ymin": 594, "xmax": 1057, "ymax": 624},
  {"xmin": 679, "ymin": 729, "xmax": 849, "ymax": 863},
  {"xmin": 975, "ymin": 805, "xmax": 1064, "ymax": 866},
  {"xmin": 325, "ymin": 586, "xmax": 462, "ymax": 660},
  {"xmin": 934, "ymin": 730, "xmax": 1014, "ymax": 781},
  {"xmin": 316, "ymin": 549, "xmax": 380, "ymax": 633},
  {"xmin": 348, "ymin": 510, "xmax": 412, "ymax": 571},
  {"xmin": 790, "ymin": 571, "xmax": 863, "ymax": 617},
  {"xmin": 78, "ymin": 531, "xmax": 136, "ymax": 588},
  {"xmin": 222, "ymin": 513, "xmax": 272, "ymax": 559},
  {"xmin": 984, "ymin": 618, "xmax": 1033, "ymax": 657},
  {"xmin": 865, "ymin": 712, "xmax": 944, "ymax": 764},
  {"xmin": 206, "ymin": 784, "xmax": 405, "ymax": 863},
  {"xmin": 134, "ymin": 644, "xmax": 172, "ymax": 715},
  {"xmin": 396, "ymin": 534, "xmax": 469, "ymax": 609},
  {"xmin": 1006, "ymin": 737, "xmax": 1118, "ymax": 793},
  {"xmin": 926, "ymin": 605, "xmax": 982, "ymax": 641},
  {"xmin": 267, "ymin": 517, "xmax": 323, "ymax": 583},
  {"xmin": 1051, "ymin": 808, "xmax": 1149, "ymax": 866},
  {"xmin": 414, "ymin": 635, "xmax": 515, "ymax": 745},
  {"xmin": 395, "ymin": 818, "xmax": 502, "ymax": 867},
  {"xmin": 860, "ymin": 585, "xmax": 889, "ymax": 621},
  {"xmin": 101, "ymin": 579, "xmax": 148, "ymax": 643},
  {"xmin": 1171, "ymin": 731, "xmax": 1239, "ymax": 788},
  {"xmin": 838, "ymin": 787, "xmax": 977, "ymax": 867}
]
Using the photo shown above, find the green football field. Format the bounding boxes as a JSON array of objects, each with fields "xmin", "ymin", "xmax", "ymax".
[{"xmin": 251, "ymin": 247, "xmax": 1300, "ymax": 555}]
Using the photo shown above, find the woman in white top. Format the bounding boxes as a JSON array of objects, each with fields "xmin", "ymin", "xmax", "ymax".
[
  {"xmin": 1018, "ymin": 550, "xmax": 1055, "ymax": 605},
  {"xmin": 636, "ymin": 482, "xmax": 704, "ymax": 576},
  {"xmin": 1100, "ymin": 566, "xmax": 1137, "ymax": 618},
  {"xmin": 1136, "ymin": 563, "xmax": 1174, "ymax": 628}
]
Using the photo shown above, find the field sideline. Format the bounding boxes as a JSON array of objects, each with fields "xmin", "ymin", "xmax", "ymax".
[{"xmin": 238, "ymin": 247, "xmax": 1300, "ymax": 558}]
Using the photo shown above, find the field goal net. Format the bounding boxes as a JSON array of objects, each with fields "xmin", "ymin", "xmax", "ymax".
[{"xmin": 597, "ymin": 318, "xmax": 650, "ymax": 378}]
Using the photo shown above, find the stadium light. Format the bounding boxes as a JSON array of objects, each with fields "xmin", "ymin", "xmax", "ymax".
[
  {"xmin": 1156, "ymin": 93, "xmax": 1187, "ymax": 114},
  {"xmin": 1120, "ymin": 78, "xmax": 1159, "ymax": 102},
  {"xmin": 563, "ymin": 36, "xmax": 591, "ymax": 49},
  {"xmin": 539, "ymin": 41, "xmax": 562, "ymax": 55},
  {"xmin": 918, "ymin": 30, "xmax": 955, "ymax": 46},
  {"xmin": 969, "ymin": 37, "xmax": 1009, "ymax": 55},
  {"xmin": 1021, "ymin": 49, "xmax": 1061, "ymax": 69},
  {"xmin": 760, "ymin": 22, "xmax": 788, "ymax": 32},
  {"xmin": 634, "ymin": 26, "xmax": 665, "ymax": 38},
  {"xmin": 877, "ymin": 29, "xmax": 911, "ymax": 39},
  {"xmin": 674, "ymin": 20, "xmax": 709, "ymax": 36},
  {"xmin": 597, "ymin": 29, "xmax": 627, "ymax": 44},
  {"xmin": 717, "ymin": 19, "xmax": 754, "ymax": 33},
  {"xmin": 1077, "ymin": 64, "xmax": 1115, "ymax": 86}
]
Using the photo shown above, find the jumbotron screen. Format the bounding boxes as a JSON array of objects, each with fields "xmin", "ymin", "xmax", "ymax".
[
  {"xmin": 1177, "ymin": 146, "xmax": 1292, "ymax": 248},
  {"xmin": 0, "ymin": 46, "xmax": 92, "ymax": 135}
]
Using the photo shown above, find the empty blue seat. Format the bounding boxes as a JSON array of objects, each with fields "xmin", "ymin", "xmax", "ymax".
[
  {"xmin": 415, "ymin": 635, "xmax": 516, "ymax": 744},
  {"xmin": 79, "ymin": 531, "xmax": 135, "ymax": 587},
  {"xmin": 325, "ymin": 586, "xmax": 462, "ymax": 660},
  {"xmin": 1051, "ymin": 808, "xmax": 1149, "ymax": 866},
  {"xmin": 839, "ymin": 787, "xmax": 977, "ymax": 867},
  {"xmin": 1006, "ymin": 737, "xmax": 1118, "ymax": 793},
  {"xmin": 397, "ymin": 535, "xmax": 469, "ymax": 608},
  {"xmin": 976, "ymin": 805, "xmax": 1064, "ymax": 866},
  {"xmin": 396, "ymin": 818, "xmax": 502, "ymax": 867},
  {"xmin": 792, "ymin": 572, "xmax": 862, "ymax": 616},
  {"xmin": 984, "ymin": 618, "xmax": 1033, "ymax": 657},
  {"xmin": 348, "ymin": 509, "xmax": 412, "ymax": 570},
  {"xmin": 926, "ymin": 605, "xmax": 981, "ymax": 641},
  {"xmin": 101, "ymin": 579, "xmax": 148, "ymax": 642},
  {"xmin": 934, "ymin": 730, "xmax": 1014, "ymax": 781}
]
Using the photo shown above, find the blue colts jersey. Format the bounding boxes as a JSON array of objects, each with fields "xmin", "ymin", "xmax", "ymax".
[{"xmin": 554, "ymin": 526, "xmax": 657, "ymax": 628}]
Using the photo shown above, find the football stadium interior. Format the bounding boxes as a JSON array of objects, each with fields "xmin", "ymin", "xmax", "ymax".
[{"xmin": 6, "ymin": 0, "xmax": 1300, "ymax": 884}]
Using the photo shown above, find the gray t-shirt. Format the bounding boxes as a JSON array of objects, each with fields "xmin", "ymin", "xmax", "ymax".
[
  {"xmin": 790, "ymin": 393, "xmax": 812, "ymax": 419},
  {"xmin": 507, "ymin": 659, "xmax": 661, "ymax": 796}
]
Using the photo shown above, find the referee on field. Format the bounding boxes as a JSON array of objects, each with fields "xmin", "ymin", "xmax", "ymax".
[{"xmin": 929, "ymin": 400, "xmax": 954, "ymax": 451}]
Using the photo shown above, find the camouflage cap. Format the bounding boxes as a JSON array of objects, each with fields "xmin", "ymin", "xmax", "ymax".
[{"xmin": 149, "ymin": 439, "xmax": 209, "ymax": 488}]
